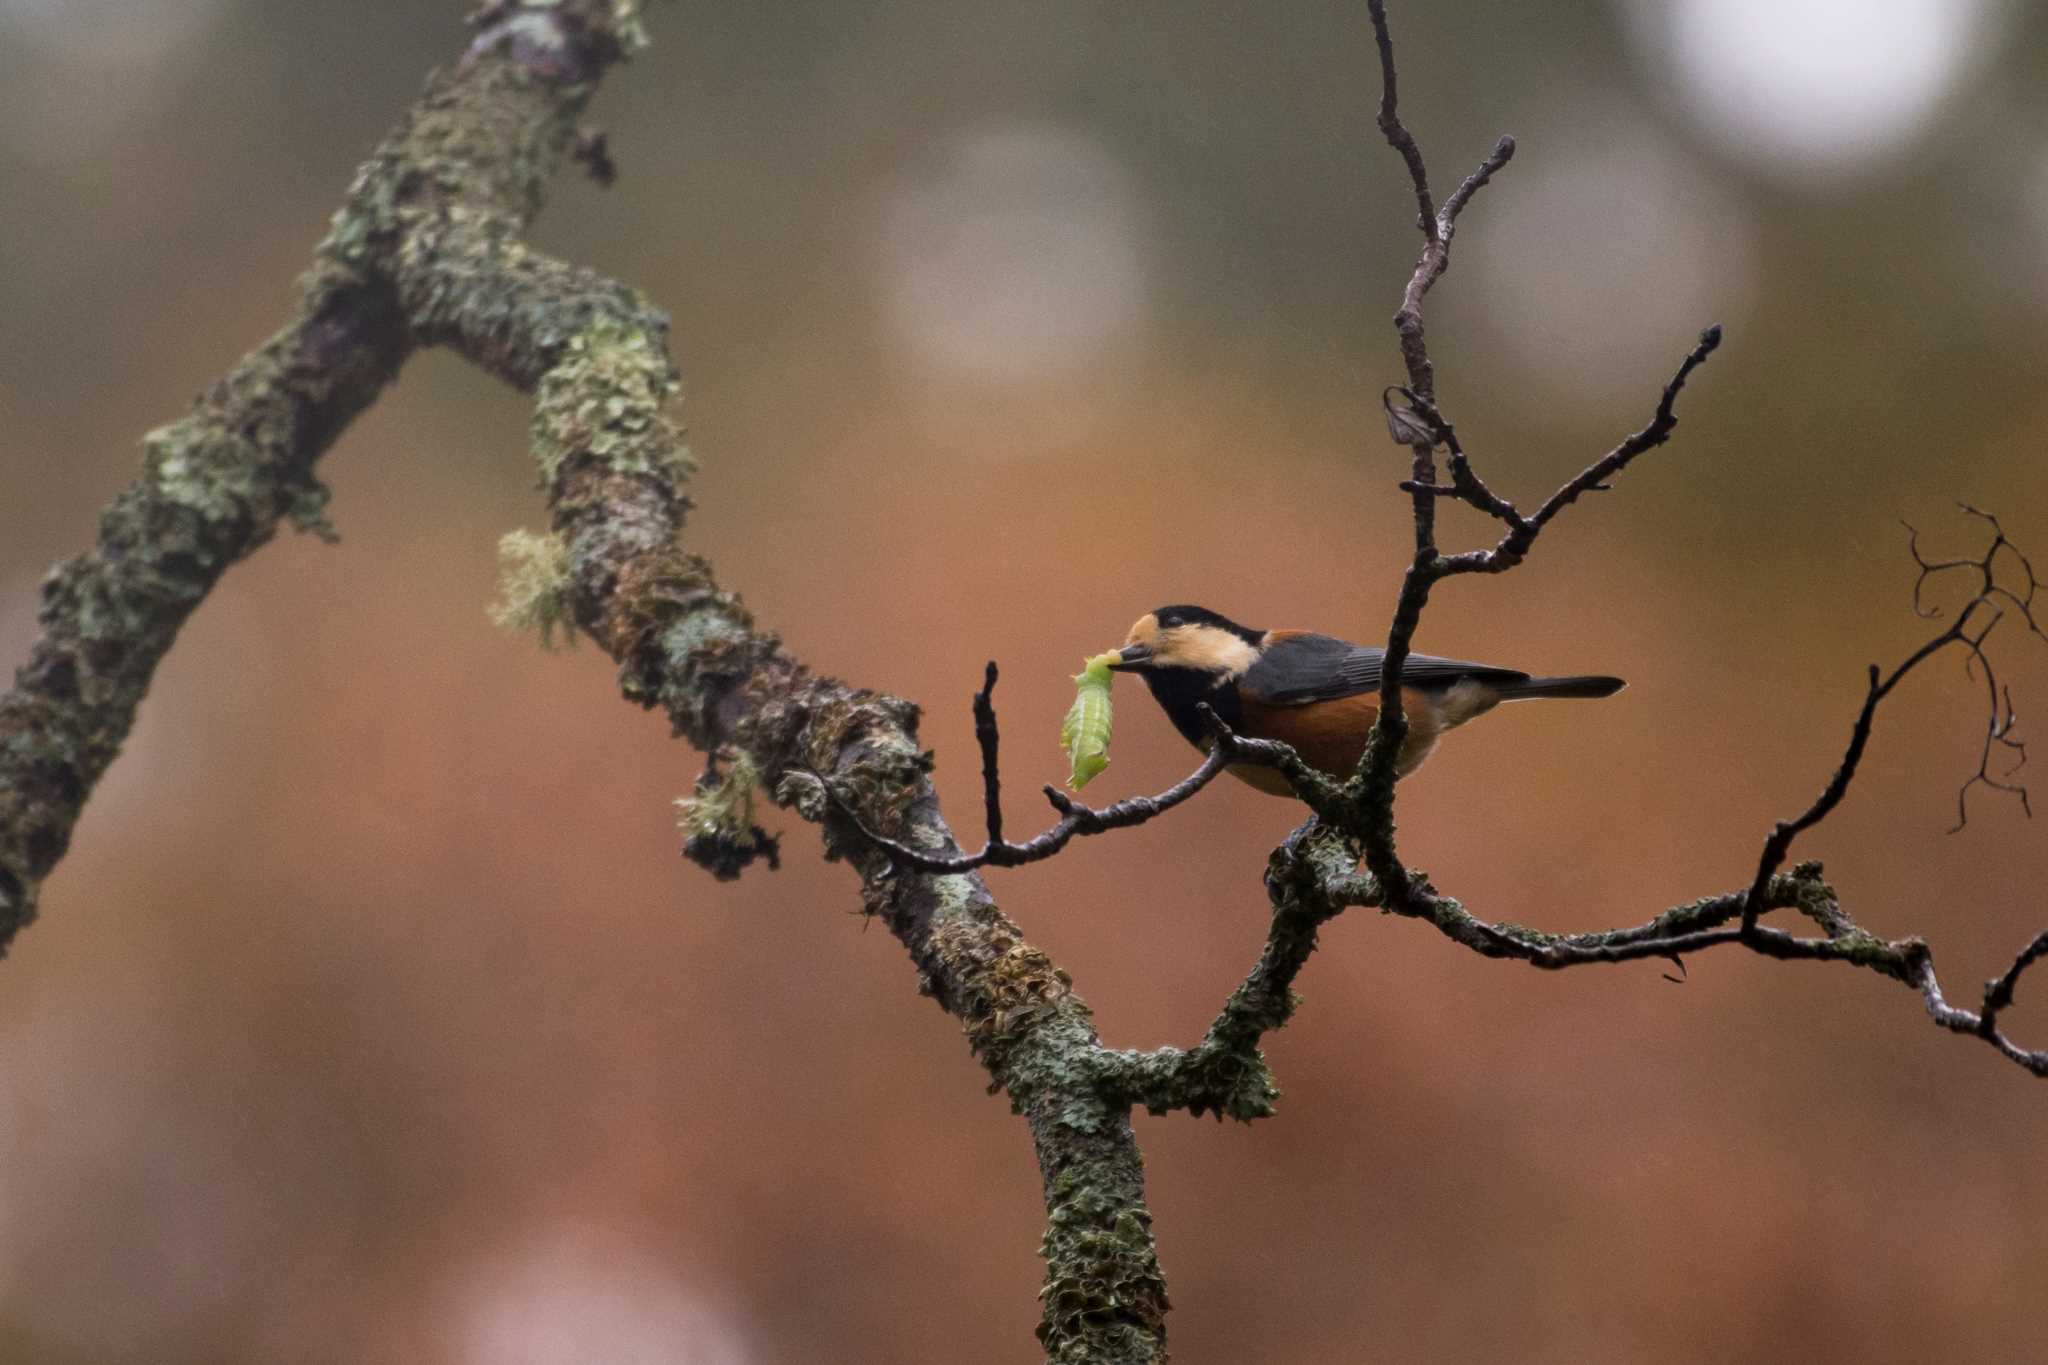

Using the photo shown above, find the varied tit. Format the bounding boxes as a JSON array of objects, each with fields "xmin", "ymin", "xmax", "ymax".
[{"xmin": 1108, "ymin": 605, "xmax": 1624, "ymax": 795}]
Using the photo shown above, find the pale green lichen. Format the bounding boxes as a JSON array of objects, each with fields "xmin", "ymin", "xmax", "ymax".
[
  {"xmin": 676, "ymin": 752, "xmax": 779, "ymax": 879},
  {"xmin": 607, "ymin": 0, "xmax": 652, "ymax": 55},
  {"xmin": 144, "ymin": 423, "xmax": 265, "ymax": 526},
  {"xmin": 488, "ymin": 528, "xmax": 576, "ymax": 647},
  {"xmin": 675, "ymin": 751, "xmax": 761, "ymax": 842},
  {"xmin": 530, "ymin": 321, "xmax": 692, "ymax": 488}
]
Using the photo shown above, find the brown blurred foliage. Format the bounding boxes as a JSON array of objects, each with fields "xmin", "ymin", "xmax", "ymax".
[{"xmin": 3, "ymin": 2, "xmax": 2047, "ymax": 1362}]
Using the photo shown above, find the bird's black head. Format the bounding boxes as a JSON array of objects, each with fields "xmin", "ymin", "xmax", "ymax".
[
  {"xmin": 1105, "ymin": 606, "xmax": 1264, "ymax": 747},
  {"xmin": 1150, "ymin": 605, "xmax": 1262, "ymax": 640},
  {"xmin": 1109, "ymin": 605, "xmax": 1264, "ymax": 675}
]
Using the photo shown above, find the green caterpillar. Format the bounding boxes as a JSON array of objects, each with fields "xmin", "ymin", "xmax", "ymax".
[{"xmin": 1060, "ymin": 651, "xmax": 1121, "ymax": 790}]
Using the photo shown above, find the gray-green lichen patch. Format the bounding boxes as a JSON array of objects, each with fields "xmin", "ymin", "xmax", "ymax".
[
  {"xmin": 144, "ymin": 422, "xmax": 268, "ymax": 533},
  {"xmin": 927, "ymin": 911, "xmax": 1083, "ymax": 1087},
  {"xmin": 531, "ymin": 321, "xmax": 691, "ymax": 488},
  {"xmin": 1037, "ymin": 1145, "xmax": 1171, "ymax": 1364},
  {"xmin": 489, "ymin": 528, "xmax": 577, "ymax": 647},
  {"xmin": 284, "ymin": 478, "xmax": 341, "ymax": 543},
  {"xmin": 659, "ymin": 609, "xmax": 748, "ymax": 674}
]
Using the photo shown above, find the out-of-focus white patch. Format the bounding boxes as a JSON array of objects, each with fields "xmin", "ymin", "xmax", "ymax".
[
  {"xmin": 1621, "ymin": 0, "xmax": 2004, "ymax": 178},
  {"xmin": 875, "ymin": 125, "xmax": 1149, "ymax": 383},
  {"xmin": 1463, "ymin": 115, "xmax": 1754, "ymax": 412},
  {"xmin": 3, "ymin": 0, "xmax": 220, "ymax": 65},
  {"xmin": 445, "ymin": 1225, "xmax": 753, "ymax": 1365},
  {"xmin": 1, "ymin": 0, "xmax": 228, "ymax": 158},
  {"xmin": 870, "ymin": 125, "xmax": 1152, "ymax": 452},
  {"xmin": 2027, "ymin": 158, "xmax": 2048, "ymax": 311}
]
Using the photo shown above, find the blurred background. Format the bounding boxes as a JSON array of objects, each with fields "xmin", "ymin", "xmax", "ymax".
[{"xmin": 3, "ymin": 1, "xmax": 2048, "ymax": 1361}]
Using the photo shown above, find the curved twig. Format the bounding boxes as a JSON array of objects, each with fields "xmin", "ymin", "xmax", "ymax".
[{"xmin": 827, "ymin": 693, "xmax": 1312, "ymax": 875}]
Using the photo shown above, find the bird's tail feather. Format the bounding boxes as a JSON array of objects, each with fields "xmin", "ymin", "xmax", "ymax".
[{"xmin": 1498, "ymin": 674, "xmax": 1626, "ymax": 700}]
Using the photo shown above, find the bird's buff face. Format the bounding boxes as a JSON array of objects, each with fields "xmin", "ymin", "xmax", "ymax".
[{"xmin": 1109, "ymin": 612, "xmax": 1259, "ymax": 678}]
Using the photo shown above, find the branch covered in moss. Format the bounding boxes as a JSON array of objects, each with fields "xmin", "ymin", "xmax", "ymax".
[
  {"xmin": 0, "ymin": 220, "xmax": 408, "ymax": 944},
  {"xmin": 0, "ymin": 5, "xmax": 1172, "ymax": 1359}
]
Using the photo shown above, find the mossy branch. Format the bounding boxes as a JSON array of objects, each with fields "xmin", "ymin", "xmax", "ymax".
[{"xmin": 0, "ymin": 5, "xmax": 1168, "ymax": 1359}]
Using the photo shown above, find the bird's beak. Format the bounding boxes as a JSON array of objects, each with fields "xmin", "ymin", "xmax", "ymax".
[{"xmin": 1107, "ymin": 643, "xmax": 1152, "ymax": 671}]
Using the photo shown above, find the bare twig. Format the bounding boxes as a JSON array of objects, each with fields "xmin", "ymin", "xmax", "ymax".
[
  {"xmin": 1368, "ymin": 0, "xmax": 1436, "ymax": 236},
  {"xmin": 1741, "ymin": 512, "xmax": 2041, "ymax": 932},
  {"xmin": 827, "ymin": 691, "xmax": 1319, "ymax": 875},
  {"xmin": 972, "ymin": 661, "xmax": 1005, "ymax": 846},
  {"xmin": 1386, "ymin": 385, "xmax": 1528, "ymax": 531},
  {"xmin": 1907, "ymin": 505, "xmax": 2044, "ymax": 828},
  {"xmin": 1367, "ymin": 0, "xmax": 1514, "ymax": 560},
  {"xmin": 1524, "ymin": 326, "xmax": 1723, "ymax": 533}
]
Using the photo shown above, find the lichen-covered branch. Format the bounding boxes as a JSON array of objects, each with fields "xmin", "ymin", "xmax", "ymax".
[
  {"xmin": 0, "ymin": 204, "xmax": 408, "ymax": 946},
  {"xmin": 0, "ymin": 6, "xmax": 1169, "ymax": 1359}
]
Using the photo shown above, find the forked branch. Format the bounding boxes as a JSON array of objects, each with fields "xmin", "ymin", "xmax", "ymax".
[{"xmin": 820, "ymin": 669, "xmax": 1319, "ymax": 875}]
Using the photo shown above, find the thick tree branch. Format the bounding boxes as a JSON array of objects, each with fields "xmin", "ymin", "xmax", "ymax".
[{"xmin": 0, "ymin": 7, "xmax": 1170, "ymax": 1358}]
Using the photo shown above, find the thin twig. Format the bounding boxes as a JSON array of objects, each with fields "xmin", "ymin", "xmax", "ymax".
[
  {"xmin": 973, "ymin": 661, "xmax": 1005, "ymax": 846},
  {"xmin": 828, "ymin": 691, "xmax": 1312, "ymax": 874},
  {"xmin": 1742, "ymin": 512, "xmax": 2041, "ymax": 930}
]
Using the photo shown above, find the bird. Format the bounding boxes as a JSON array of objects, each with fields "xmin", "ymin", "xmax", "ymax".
[{"xmin": 1107, "ymin": 604, "xmax": 1624, "ymax": 795}]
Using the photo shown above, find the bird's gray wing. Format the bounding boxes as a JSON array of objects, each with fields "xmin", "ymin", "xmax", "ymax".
[{"xmin": 1244, "ymin": 632, "xmax": 1529, "ymax": 706}]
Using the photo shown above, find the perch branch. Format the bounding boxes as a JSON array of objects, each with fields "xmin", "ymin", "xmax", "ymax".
[
  {"xmin": 0, "ymin": 7, "xmax": 1173, "ymax": 1357},
  {"xmin": 830, "ymin": 697, "xmax": 1324, "ymax": 875}
]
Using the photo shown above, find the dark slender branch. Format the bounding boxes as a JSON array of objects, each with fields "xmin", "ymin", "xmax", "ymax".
[
  {"xmin": 1356, "ymin": 1, "xmax": 1521, "ymax": 882},
  {"xmin": 972, "ymin": 661, "xmax": 1005, "ymax": 847},
  {"xmin": 1907, "ymin": 506, "xmax": 2044, "ymax": 830},
  {"xmin": 1741, "ymin": 513, "xmax": 2041, "ymax": 931},
  {"xmin": 1386, "ymin": 386, "xmax": 1529, "ymax": 532},
  {"xmin": 1525, "ymin": 325, "xmax": 1722, "ymax": 532},
  {"xmin": 1440, "ymin": 136, "xmax": 1518, "ymax": 235},
  {"xmin": 1405, "ymin": 327, "xmax": 1720, "ymax": 582},
  {"xmin": 822, "ymin": 745, "xmax": 1229, "ymax": 874},
  {"xmin": 1357, "ymin": 858, "xmax": 2048, "ymax": 1077},
  {"xmin": 1343, "ymin": 7, "xmax": 2046, "ymax": 1088},
  {"xmin": 829, "ymin": 694, "xmax": 1323, "ymax": 875},
  {"xmin": 1367, "ymin": 0, "xmax": 1436, "ymax": 235},
  {"xmin": 1981, "ymin": 930, "xmax": 2048, "ymax": 1037}
]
